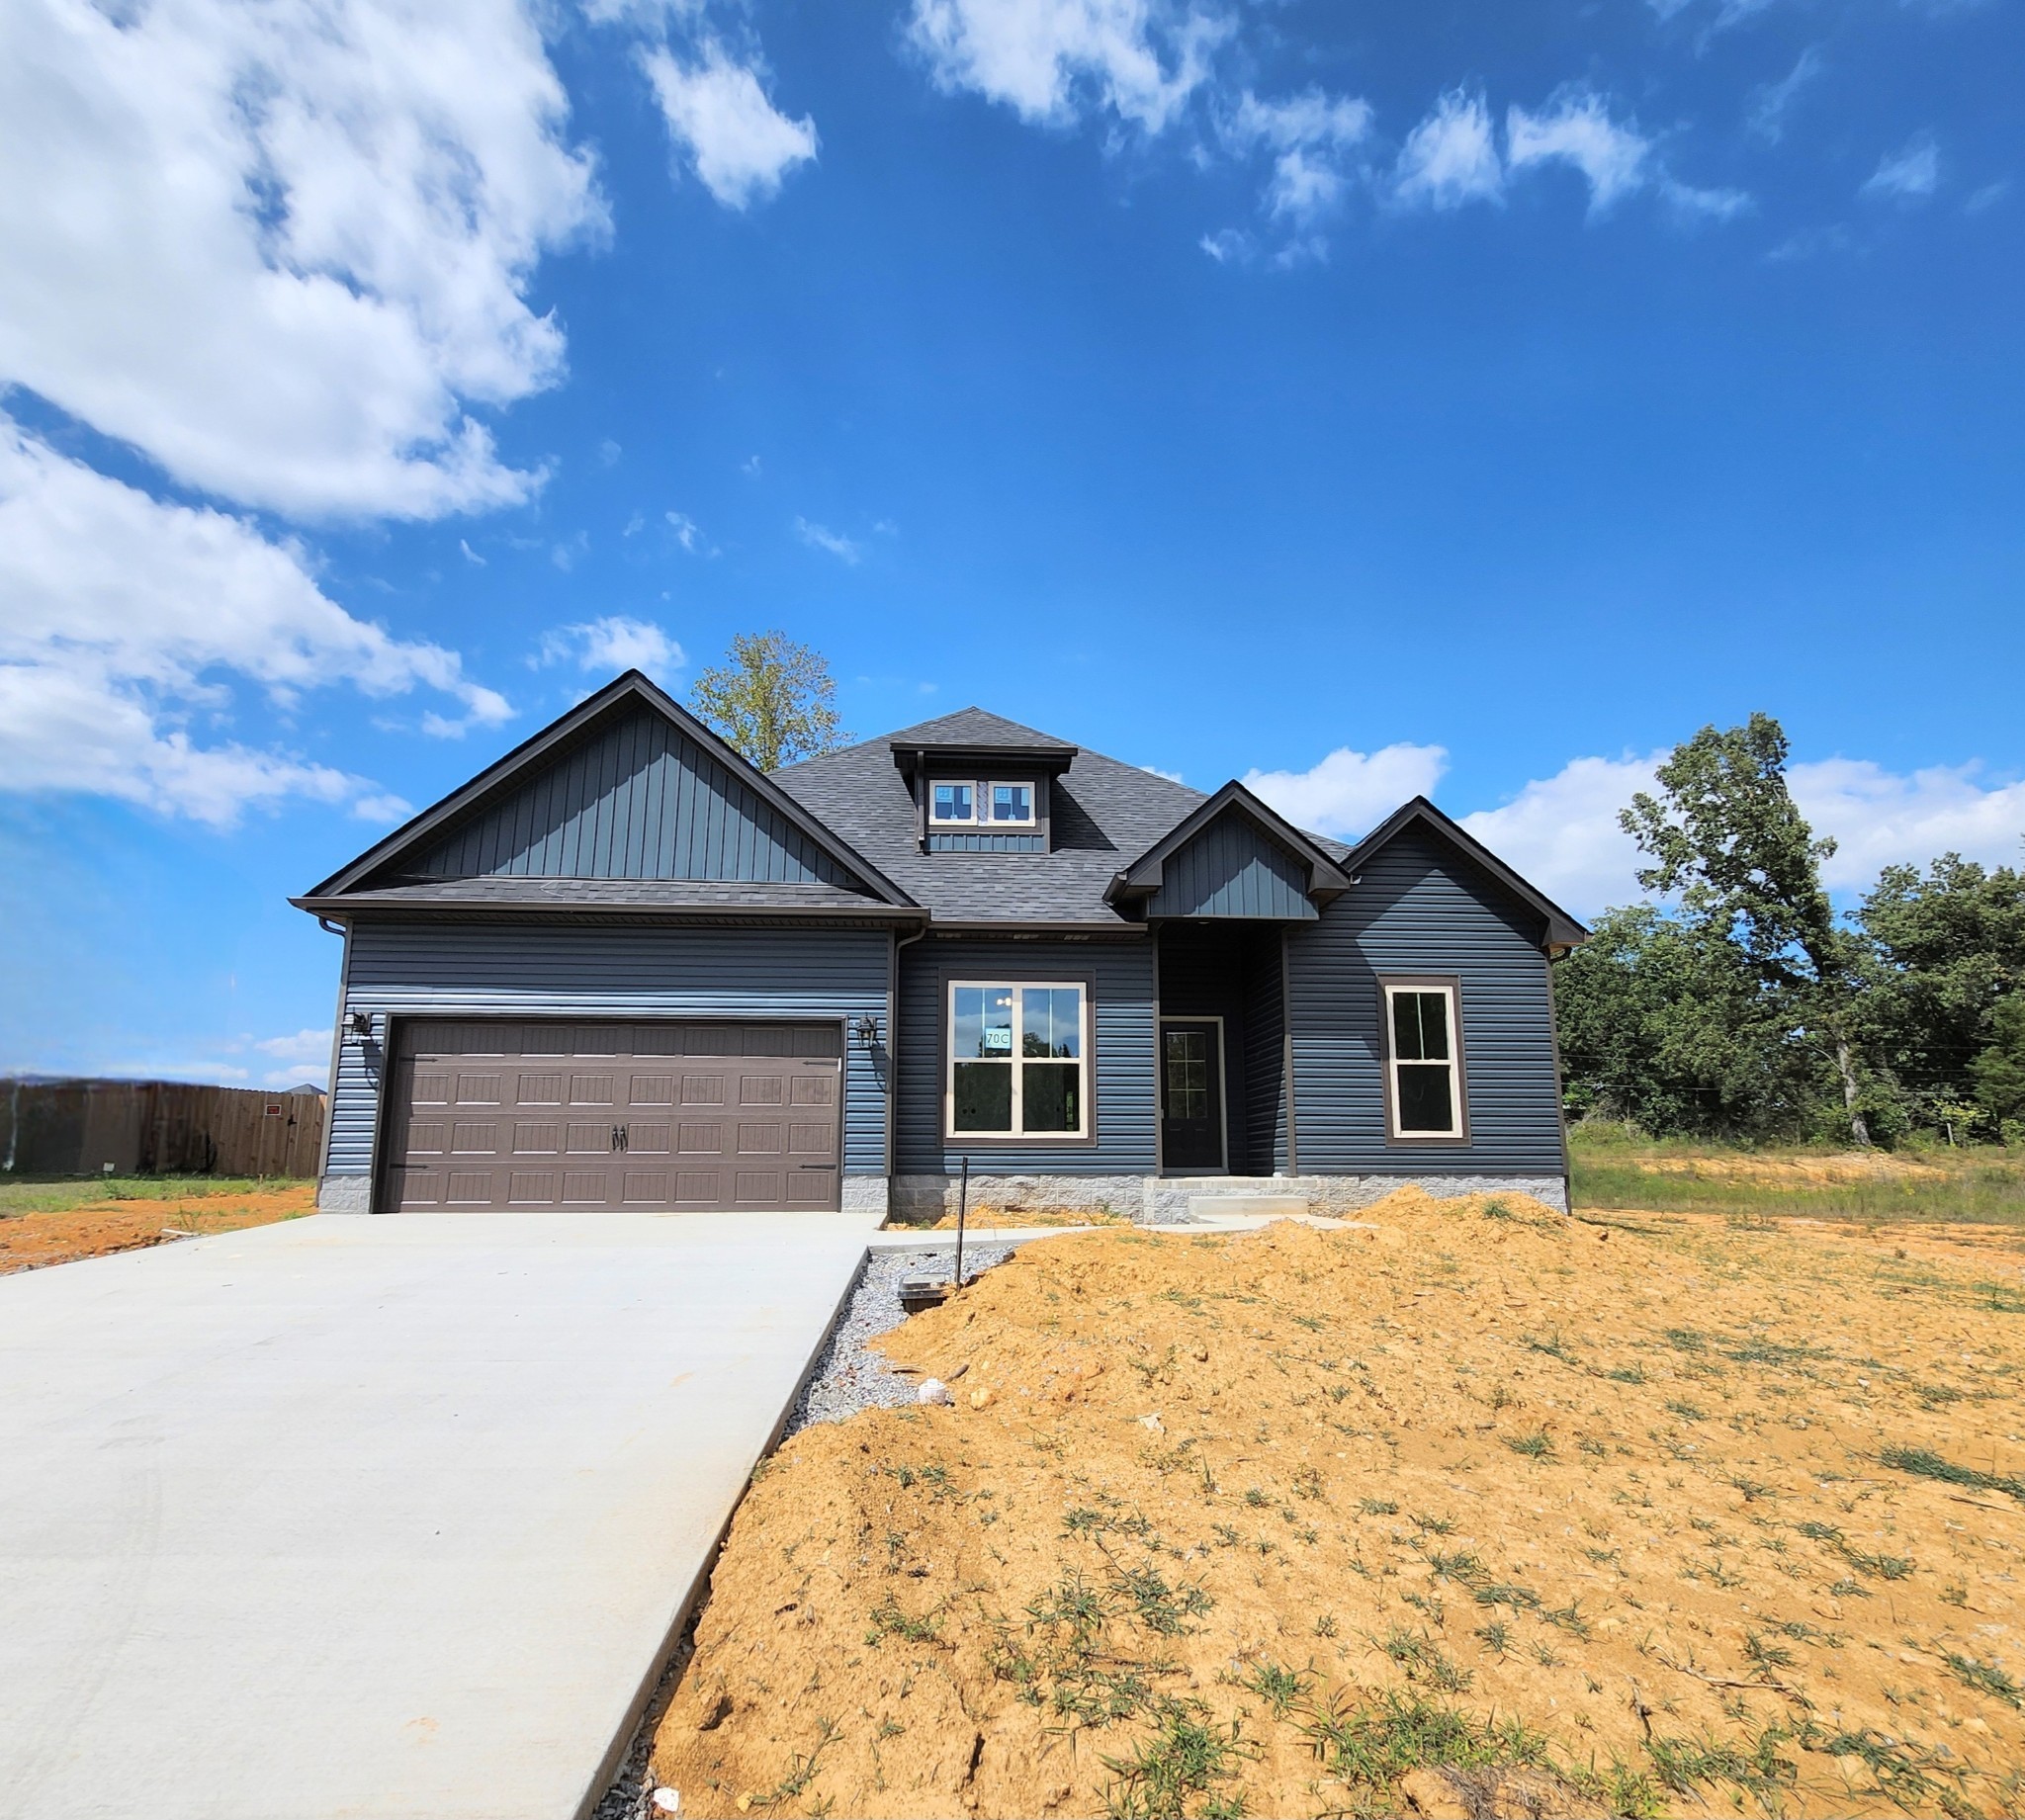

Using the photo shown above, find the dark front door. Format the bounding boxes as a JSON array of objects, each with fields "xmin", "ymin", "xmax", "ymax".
[{"xmin": 1160, "ymin": 1020, "xmax": 1225, "ymax": 1172}]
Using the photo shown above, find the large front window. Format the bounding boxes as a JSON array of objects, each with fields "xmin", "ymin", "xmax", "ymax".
[
  {"xmin": 1382, "ymin": 980, "xmax": 1465, "ymax": 1140},
  {"xmin": 948, "ymin": 982, "xmax": 1087, "ymax": 1137}
]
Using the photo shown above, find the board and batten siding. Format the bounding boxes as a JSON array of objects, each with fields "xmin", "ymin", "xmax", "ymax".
[
  {"xmin": 896, "ymin": 936, "xmax": 1156, "ymax": 1175},
  {"xmin": 1285, "ymin": 827, "xmax": 1566, "ymax": 1175},
  {"xmin": 1146, "ymin": 817, "xmax": 1317, "ymax": 920},
  {"xmin": 413, "ymin": 708, "xmax": 855, "ymax": 888},
  {"xmin": 328, "ymin": 921, "xmax": 892, "ymax": 1185}
]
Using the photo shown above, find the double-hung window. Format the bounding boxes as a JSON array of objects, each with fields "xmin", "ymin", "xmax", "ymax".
[
  {"xmin": 928, "ymin": 780, "xmax": 1036, "ymax": 827},
  {"xmin": 947, "ymin": 982, "xmax": 1087, "ymax": 1137},
  {"xmin": 1380, "ymin": 978, "xmax": 1466, "ymax": 1141}
]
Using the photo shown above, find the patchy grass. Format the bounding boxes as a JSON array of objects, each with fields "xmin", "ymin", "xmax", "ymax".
[
  {"xmin": 0, "ymin": 1172, "xmax": 292, "ymax": 1216},
  {"xmin": 652, "ymin": 1190, "xmax": 2025, "ymax": 1818},
  {"xmin": 1570, "ymin": 1123, "xmax": 2025, "ymax": 1225},
  {"xmin": 0, "ymin": 1179, "xmax": 314, "ymax": 1273}
]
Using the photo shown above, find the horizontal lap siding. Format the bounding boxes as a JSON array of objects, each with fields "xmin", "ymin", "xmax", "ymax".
[
  {"xmin": 330, "ymin": 922, "xmax": 890, "ymax": 1182},
  {"xmin": 897, "ymin": 938, "xmax": 1155, "ymax": 1174},
  {"xmin": 1287, "ymin": 829, "xmax": 1565, "ymax": 1174}
]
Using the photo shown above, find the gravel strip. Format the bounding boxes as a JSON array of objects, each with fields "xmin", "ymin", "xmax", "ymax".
[
  {"xmin": 782, "ymin": 1241, "xmax": 1019, "ymax": 1436},
  {"xmin": 592, "ymin": 1239, "xmax": 1021, "ymax": 1819}
]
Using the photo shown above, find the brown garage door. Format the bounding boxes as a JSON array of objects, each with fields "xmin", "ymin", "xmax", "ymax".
[{"xmin": 383, "ymin": 1020, "xmax": 843, "ymax": 1212}]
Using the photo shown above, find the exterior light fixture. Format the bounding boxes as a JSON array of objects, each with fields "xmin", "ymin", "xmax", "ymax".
[
  {"xmin": 347, "ymin": 1012, "xmax": 375, "ymax": 1040},
  {"xmin": 850, "ymin": 1013, "xmax": 881, "ymax": 1046}
]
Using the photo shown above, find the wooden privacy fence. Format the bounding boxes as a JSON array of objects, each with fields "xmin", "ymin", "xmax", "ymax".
[{"xmin": 0, "ymin": 1080, "xmax": 326, "ymax": 1179}]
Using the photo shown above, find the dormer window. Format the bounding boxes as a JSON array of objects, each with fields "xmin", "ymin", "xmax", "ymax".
[
  {"xmin": 990, "ymin": 782, "xmax": 1034, "ymax": 824},
  {"xmin": 929, "ymin": 780, "xmax": 1036, "ymax": 827}
]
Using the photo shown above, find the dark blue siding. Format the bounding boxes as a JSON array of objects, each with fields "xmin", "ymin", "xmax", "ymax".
[
  {"xmin": 1148, "ymin": 816, "xmax": 1316, "ymax": 920},
  {"xmin": 414, "ymin": 709, "xmax": 852, "ymax": 886},
  {"xmin": 329, "ymin": 922, "xmax": 891, "ymax": 1181},
  {"xmin": 896, "ymin": 937, "xmax": 1155, "ymax": 1174},
  {"xmin": 1286, "ymin": 827, "xmax": 1565, "ymax": 1174}
]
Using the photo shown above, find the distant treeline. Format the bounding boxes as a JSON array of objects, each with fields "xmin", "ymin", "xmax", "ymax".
[{"xmin": 1553, "ymin": 715, "xmax": 2025, "ymax": 1148}]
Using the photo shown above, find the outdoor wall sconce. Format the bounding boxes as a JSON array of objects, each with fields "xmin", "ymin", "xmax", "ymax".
[
  {"xmin": 346, "ymin": 1012, "xmax": 375, "ymax": 1040},
  {"xmin": 850, "ymin": 1013, "xmax": 882, "ymax": 1047}
]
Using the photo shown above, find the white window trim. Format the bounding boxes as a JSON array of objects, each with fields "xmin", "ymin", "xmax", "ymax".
[
  {"xmin": 927, "ymin": 778, "xmax": 1039, "ymax": 827},
  {"xmin": 985, "ymin": 780, "xmax": 1037, "ymax": 827},
  {"xmin": 1380, "ymin": 978, "xmax": 1468, "ymax": 1145},
  {"xmin": 928, "ymin": 780, "xmax": 979, "ymax": 826},
  {"xmin": 944, "ymin": 980, "xmax": 1090, "ymax": 1140}
]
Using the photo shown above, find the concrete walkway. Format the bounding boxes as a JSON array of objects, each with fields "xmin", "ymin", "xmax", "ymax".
[{"xmin": 0, "ymin": 1211, "xmax": 876, "ymax": 1820}]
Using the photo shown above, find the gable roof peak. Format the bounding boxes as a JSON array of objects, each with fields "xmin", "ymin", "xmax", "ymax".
[{"xmin": 882, "ymin": 705, "xmax": 1077, "ymax": 751}]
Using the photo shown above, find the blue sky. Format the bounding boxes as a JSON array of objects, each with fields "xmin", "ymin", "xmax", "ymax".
[{"xmin": 2, "ymin": 0, "xmax": 2021, "ymax": 1085}]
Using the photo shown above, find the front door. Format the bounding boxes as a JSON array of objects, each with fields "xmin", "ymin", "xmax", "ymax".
[{"xmin": 1160, "ymin": 1019, "xmax": 1225, "ymax": 1172}]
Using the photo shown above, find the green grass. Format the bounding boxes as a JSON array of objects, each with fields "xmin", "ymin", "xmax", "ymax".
[
  {"xmin": 0, "ymin": 1174, "xmax": 293, "ymax": 1217},
  {"xmin": 1880, "ymin": 1442, "xmax": 2025, "ymax": 1502},
  {"xmin": 1568, "ymin": 1125, "xmax": 2025, "ymax": 1225}
]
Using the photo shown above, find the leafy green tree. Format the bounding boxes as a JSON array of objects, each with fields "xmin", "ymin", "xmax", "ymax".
[
  {"xmin": 1973, "ymin": 996, "xmax": 2025, "ymax": 1137},
  {"xmin": 1554, "ymin": 905, "xmax": 1819, "ymax": 1139},
  {"xmin": 1621, "ymin": 713, "xmax": 1875, "ymax": 1146},
  {"xmin": 690, "ymin": 631, "xmax": 848, "ymax": 772},
  {"xmin": 1858, "ymin": 854, "xmax": 2025, "ymax": 1135}
]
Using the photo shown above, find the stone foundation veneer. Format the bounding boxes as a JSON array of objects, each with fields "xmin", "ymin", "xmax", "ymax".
[
  {"xmin": 316, "ymin": 1173, "xmax": 374, "ymax": 1214},
  {"xmin": 840, "ymin": 1175, "xmax": 890, "ymax": 1217},
  {"xmin": 892, "ymin": 1172, "xmax": 1568, "ymax": 1225}
]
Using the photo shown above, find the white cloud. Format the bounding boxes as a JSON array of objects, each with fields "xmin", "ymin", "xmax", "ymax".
[
  {"xmin": 1458, "ymin": 749, "xmax": 2025, "ymax": 918},
  {"xmin": 795, "ymin": 517, "xmax": 863, "ymax": 563},
  {"xmin": 1223, "ymin": 88, "xmax": 1372, "ymax": 226},
  {"xmin": 1507, "ymin": 89, "xmax": 1653, "ymax": 214},
  {"xmin": 641, "ymin": 39, "xmax": 818, "ymax": 209},
  {"xmin": 537, "ymin": 616, "xmax": 684, "ymax": 678},
  {"xmin": 253, "ymin": 1028, "xmax": 335, "ymax": 1065},
  {"xmin": 908, "ymin": 0, "xmax": 1230, "ymax": 134},
  {"xmin": 1747, "ymin": 46, "xmax": 1822, "ymax": 144},
  {"xmin": 1662, "ymin": 178, "xmax": 1753, "ymax": 222},
  {"xmin": 0, "ymin": 417, "xmax": 501, "ymax": 825},
  {"xmin": 0, "ymin": 0, "xmax": 604, "ymax": 520},
  {"xmin": 1791, "ymin": 759, "xmax": 2025, "ymax": 891},
  {"xmin": 1461, "ymin": 754, "xmax": 1657, "ymax": 918},
  {"xmin": 1964, "ymin": 180, "xmax": 2010, "ymax": 216},
  {"xmin": 666, "ymin": 510, "xmax": 706, "ymax": 552},
  {"xmin": 1391, "ymin": 90, "xmax": 1503, "ymax": 211},
  {"xmin": 1243, "ymin": 742, "xmax": 1450, "ymax": 839},
  {"xmin": 1862, "ymin": 132, "xmax": 1940, "ymax": 202}
]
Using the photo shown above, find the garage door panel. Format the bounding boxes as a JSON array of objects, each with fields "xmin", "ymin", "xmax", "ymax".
[{"xmin": 386, "ymin": 1020, "xmax": 842, "ymax": 1212}]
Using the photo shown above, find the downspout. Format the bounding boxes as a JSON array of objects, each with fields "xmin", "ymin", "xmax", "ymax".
[
  {"xmin": 315, "ymin": 916, "xmax": 352, "ymax": 1195},
  {"xmin": 1542, "ymin": 942, "xmax": 1574, "ymax": 1216},
  {"xmin": 887, "ymin": 922, "xmax": 928, "ymax": 1179},
  {"xmin": 1279, "ymin": 925, "xmax": 1298, "ymax": 1177}
]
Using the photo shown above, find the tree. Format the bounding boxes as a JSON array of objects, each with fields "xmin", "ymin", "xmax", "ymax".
[
  {"xmin": 1857, "ymin": 854, "xmax": 2025, "ymax": 1135},
  {"xmin": 1621, "ymin": 714, "xmax": 1875, "ymax": 1147},
  {"xmin": 1974, "ymin": 996, "xmax": 2025, "ymax": 1137},
  {"xmin": 1554, "ymin": 905, "xmax": 1819, "ymax": 1140},
  {"xmin": 690, "ymin": 632, "xmax": 848, "ymax": 772}
]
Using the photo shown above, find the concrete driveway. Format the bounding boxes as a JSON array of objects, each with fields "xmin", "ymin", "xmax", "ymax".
[{"xmin": 0, "ymin": 1210, "xmax": 876, "ymax": 1820}]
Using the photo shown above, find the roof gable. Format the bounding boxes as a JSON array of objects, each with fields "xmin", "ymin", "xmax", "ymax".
[
  {"xmin": 1106, "ymin": 783, "xmax": 1352, "ymax": 920},
  {"xmin": 305, "ymin": 672, "xmax": 915, "ymax": 908},
  {"xmin": 1341, "ymin": 797, "xmax": 1588, "ymax": 950}
]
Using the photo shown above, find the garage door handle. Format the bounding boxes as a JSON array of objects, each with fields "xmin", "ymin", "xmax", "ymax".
[
  {"xmin": 798, "ymin": 1163, "xmax": 836, "ymax": 1170},
  {"xmin": 610, "ymin": 1124, "xmax": 629, "ymax": 1153}
]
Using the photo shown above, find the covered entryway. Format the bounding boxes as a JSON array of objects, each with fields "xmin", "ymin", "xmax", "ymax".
[{"xmin": 384, "ymin": 1019, "xmax": 842, "ymax": 1212}]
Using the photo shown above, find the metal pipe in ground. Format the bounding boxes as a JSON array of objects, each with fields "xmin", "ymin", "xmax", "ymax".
[{"xmin": 954, "ymin": 1156, "xmax": 968, "ymax": 1290}]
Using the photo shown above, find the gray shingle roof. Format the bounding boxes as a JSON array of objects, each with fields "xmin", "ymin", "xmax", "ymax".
[
  {"xmin": 776, "ymin": 721, "xmax": 1208, "ymax": 924},
  {"xmin": 881, "ymin": 706, "xmax": 1077, "ymax": 751}
]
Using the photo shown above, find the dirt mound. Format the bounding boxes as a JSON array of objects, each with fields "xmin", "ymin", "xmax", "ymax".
[
  {"xmin": 0, "ymin": 1183, "xmax": 314, "ymax": 1274},
  {"xmin": 886, "ymin": 1206, "xmax": 1132, "ymax": 1232},
  {"xmin": 653, "ymin": 1189, "xmax": 2025, "ymax": 1818}
]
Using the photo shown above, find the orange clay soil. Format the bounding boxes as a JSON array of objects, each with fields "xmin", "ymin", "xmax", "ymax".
[
  {"xmin": 887, "ymin": 1206, "xmax": 1133, "ymax": 1232},
  {"xmin": 0, "ymin": 1183, "xmax": 315, "ymax": 1274},
  {"xmin": 653, "ymin": 1190, "xmax": 2025, "ymax": 1820}
]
